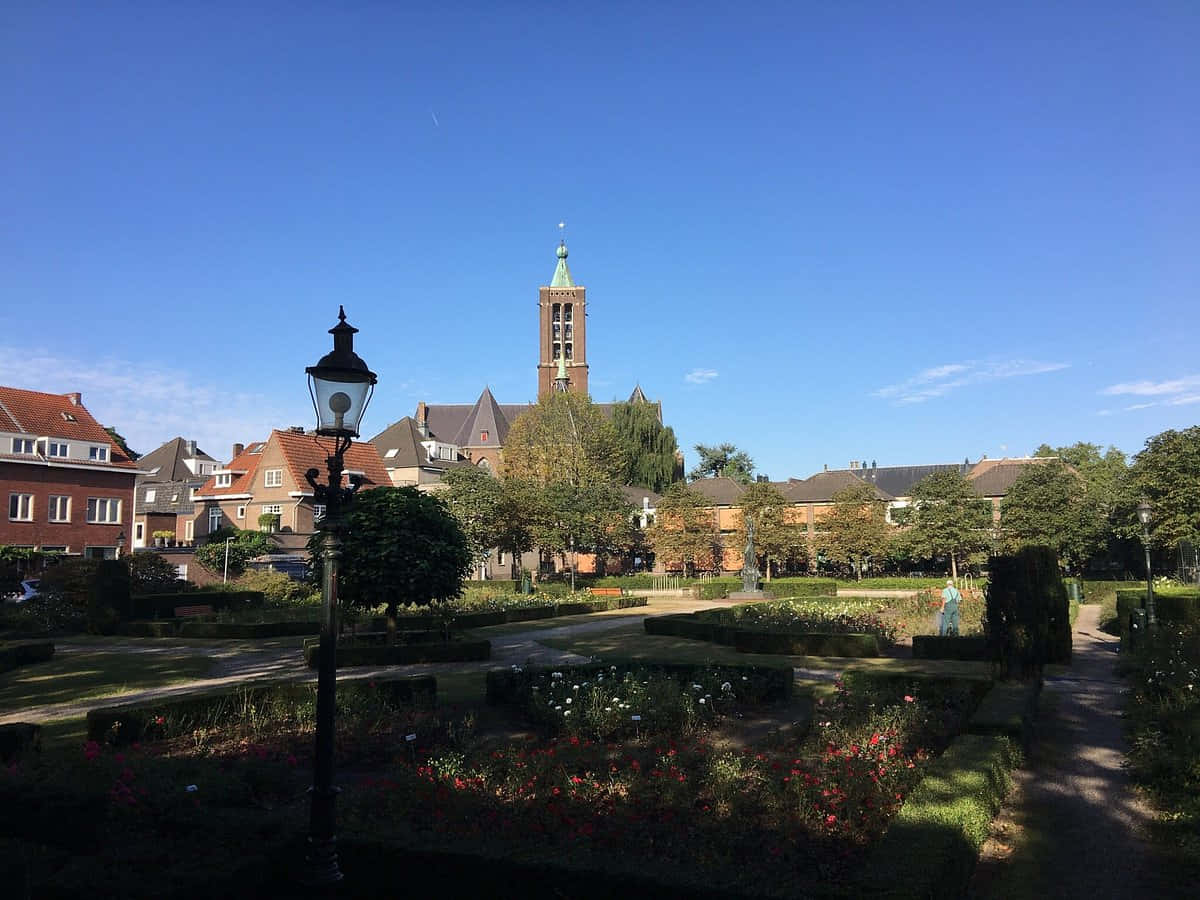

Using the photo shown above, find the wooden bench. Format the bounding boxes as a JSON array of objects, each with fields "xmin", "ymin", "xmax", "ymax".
[
  {"xmin": 587, "ymin": 587, "xmax": 623, "ymax": 597},
  {"xmin": 173, "ymin": 605, "xmax": 214, "ymax": 618}
]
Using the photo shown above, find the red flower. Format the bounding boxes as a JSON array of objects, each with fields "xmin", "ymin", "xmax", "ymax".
[{"xmin": 869, "ymin": 733, "xmax": 880, "ymax": 746}]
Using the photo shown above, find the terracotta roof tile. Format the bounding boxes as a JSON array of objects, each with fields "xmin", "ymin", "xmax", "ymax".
[
  {"xmin": 271, "ymin": 429, "xmax": 390, "ymax": 491},
  {"xmin": 0, "ymin": 385, "xmax": 136, "ymax": 467},
  {"xmin": 195, "ymin": 441, "xmax": 266, "ymax": 497}
]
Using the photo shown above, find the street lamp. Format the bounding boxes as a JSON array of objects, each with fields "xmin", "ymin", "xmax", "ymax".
[
  {"xmin": 301, "ymin": 306, "xmax": 377, "ymax": 886},
  {"xmin": 1137, "ymin": 500, "xmax": 1156, "ymax": 629},
  {"xmin": 115, "ymin": 530, "xmax": 126, "ymax": 559}
]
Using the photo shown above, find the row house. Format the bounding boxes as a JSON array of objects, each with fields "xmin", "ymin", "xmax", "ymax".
[
  {"xmin": 193, "ymin": 428, "xmax": 390, "ymax": 541},
  {"xmin": 0, "ymin": 386, "xmax": 140, "ymax": 559},
  {"xmin": 131, "ymin": 437, "xmax": 219, "ymax": 549}
]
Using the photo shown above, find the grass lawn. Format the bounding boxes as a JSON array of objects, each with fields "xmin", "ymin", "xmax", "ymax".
[{"xmin": 0, "ymin": 649, "xmax": 216, "ymax": 713}]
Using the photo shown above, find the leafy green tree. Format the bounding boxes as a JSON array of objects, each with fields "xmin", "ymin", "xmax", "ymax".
[
  {"xmin": 104, "ymin": 426, "xmax": 140, "ymax": 460},
  {"xmin": 193, "ymin": 529, "xmax": 272, "ymax": 578},
  {"xmin": 689, "ymin": 443, "xmax": 754, "ymax": 484},
  {"xmin": 1000, "ymin": 460, "xmax": 1105, "ymax": 572},
  {"xmin": 308, "ymin": 487, "xmax": 471, "ymax": 622},
  {"xmin": 734, "ymin": 482, "xmax": 808, "ymax": 580},
  {"xmin": 817, "ymin": 482, "xmax": 890, "ymax": 580},
  {"xmin": 610, "ymin": 400, "xmax": 682, "ymax": 493},
  {"xmin": 902, "ymin": 469, "xmax": 992, "ymax": 581},
  {"xmin": 503, "ymin": 393, "xmax": 627, "ymax": 487},
  {"xmin": 126, "ymin": 551, "xmax": 184, "ymax": 593},
  {"xmin": 646, "ymin": 482, "xmax": 720, "ymax": 575},
  {"xmin": 530, "ymin": 480, "xmax": 636, "ymax": 567},
  {"xmin": 1128, "ymin": 426, "xmax": 1200, "ymax": 552},
  {"xmin": 440, "ymin": 466, "xmax": 506, "ymax": 568}
]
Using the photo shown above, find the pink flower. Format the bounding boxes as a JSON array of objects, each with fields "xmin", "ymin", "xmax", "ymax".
[{"xmin": 904, "ymin": 695, "xmax": 915, "ymax": 703}]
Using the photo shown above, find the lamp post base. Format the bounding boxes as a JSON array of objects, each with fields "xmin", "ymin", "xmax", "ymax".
[{"xmin": 300, "ymin": 834, "xmax": 343, "ymax": 886}]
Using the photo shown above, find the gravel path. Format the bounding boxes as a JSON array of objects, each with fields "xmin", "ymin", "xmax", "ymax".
[{"xmin": 969, "ymin": 604, "xmax": 1175, "ymax": 898}]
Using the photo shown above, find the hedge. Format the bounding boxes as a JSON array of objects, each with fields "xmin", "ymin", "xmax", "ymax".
[
  {"xmin": 85, "ymin": 675, "xmax": 437, "ymax": 744},
  {"xmin": 912, "ymin": 635, "xmax": 989, "ymax": 661},
  {"xmin": 485, "ymin": 661, "xmax": 794, "ymax": 706},
  {"xmin": 0, "ymin": 639, "xmax": 54, "ymax": 673},
  {"xmin": 303, "ymin": 636, "xmax": 491, "ymax": 667},
  {"xmin": 129, "ymin": 590, "xmax": 264, "ymax": 619},
  {"xmin": 859, "ymin": 734, "xmax": 1019, "ymax": 899},
  {"xmin": 733, "ymin": 630, "xmax": 879, "ymax": 657},
  {"xmin": 1115, "ymin": 589, "xmax": 1200, "ymax": 638},
  {"xmin": 693, "ymin": 579, "xmax": 742, "ymax": 601},
  {"xmin": 462, "ymin": 580, "xmax": 517, "ymax": 593},
  {"xmin": 761, "ymin": 578, "xmax": 838, "ymax": 598},
  {"xmin": 0, "ymin": 723, "xmax": 40, "ymax": 763},
  {"xmin": 968, "ymin": 680, "xmax": 1042, "ymax": 750}
]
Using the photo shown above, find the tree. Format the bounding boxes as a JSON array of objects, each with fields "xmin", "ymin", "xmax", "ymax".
[
  {"xmin": 104, "ymin": 426, "xmax": 140, "ymax": 460},
  {"xmin": 530, "ymin": 480, "xmax": 636, "ymax": 574},
  {"xmin": 646, "ymin": 482, "xmax": 720, "ymax": 575},
  {"xmin": 440, "ymin": 466, "xmax": 506, "ymax": 569},
  {"xmin": 308, "ymin": 487, "xmax": 472, "ymax": 627},
  {"xmin": 609, "ymin": 400, "xmax": 682, "ymax": 493},
  {"xmin": 817, "ymin": 482, "xmax": 890, "ymax": 580},
  {"xmin": 1129, "ymin": 426, "xmax": 1200, "ymax": 552},
  {"xmin": 193, "ymin": 529, "xmax": 272, "ymax": 578},
  {"xmin": 503, "ymin": 392, "xmax": 627, "ymax": 487},
  {"xmin": 689, "ymin": 443, "xmax": 754, "ymax": 484},
  {"xmin": 1000, "ymin": 460, "xmax": 1105, "ymax": 572},
  {"xmin": 902, "ymin": 469, "xmax": 992, "ymax": 581},
  {"xmin": 734, "ymin": 482, "xmax": 808, "ymax": 580},
  {"xmin": 126, "ymin": 551, "xmax": 184, "ymax": 594}
]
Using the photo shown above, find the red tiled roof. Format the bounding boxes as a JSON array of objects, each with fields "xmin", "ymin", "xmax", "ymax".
[
  {"xmin": 0, "ymin": 385, "xmax": 136, "ymax": 467},
  {"xmin": 195, "ymin": 441, "xmax": 266, "ymax": 497},
  {"xmin": 272, "ymin": 429, "xmax": 390, "ymax": 491}
]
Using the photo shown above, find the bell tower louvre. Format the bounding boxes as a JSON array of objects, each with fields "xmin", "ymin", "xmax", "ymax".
[{"xmin": 537, "ymin": 239, "xmax": 588, "ymax": 398}]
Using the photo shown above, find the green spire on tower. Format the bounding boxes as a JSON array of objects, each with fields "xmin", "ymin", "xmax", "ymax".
[
  {"xmin": 551, "ymin": 240, "xmax": 574, "ymax": 287},
  {"xmin": 554, "ymin": 346, "xmax": 569, "ymax": 391}
]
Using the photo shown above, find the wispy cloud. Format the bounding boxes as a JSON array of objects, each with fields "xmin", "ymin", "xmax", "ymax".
[
  {"xmin": 0, "ymin": 347, "xmax": 300, "ymax": 461},
  {"xmin": 685, "ymin": 368, "xmax": 719, "ymax": 385},
  {"xmin": 1096, "ymin": 374, "xmax": 1200, "ymax": 413},
  {"xmin": 874, "ymin": 359, "xmax": 1069, "ymax": 405}
]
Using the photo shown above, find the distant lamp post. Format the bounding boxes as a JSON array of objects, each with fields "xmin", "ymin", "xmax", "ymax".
[
  {"xmin": 1137, "ymin": 500, "xmax": 1156, "ymax": 628},
  {"xmin": 115, "ymin": 530, "xmax": 126, "ymax": 559},
  {"xmin": 301, "ymin": 306, "xmax": 377, "ymax": 886}
]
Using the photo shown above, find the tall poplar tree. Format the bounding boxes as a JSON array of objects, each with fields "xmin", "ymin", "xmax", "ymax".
[{"xmin": 610, "ymin": 400, "xmax": 681, "ymax": 492}]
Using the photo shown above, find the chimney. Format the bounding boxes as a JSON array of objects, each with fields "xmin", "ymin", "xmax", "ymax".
[
  {"xmin": 232, "ymin": 442, "xmax": 245, "ymax": 459},
  {"xmin": 288, "ymin": 426, "xmax": 305, "ymax": 434},
  {"xmin": 416, "ymin": 402, "xmax": 429, "ymax": 437},
  {"xmin": 65, "ymin": 392, "xmax": 81, "ymax": 406},
  {"xmin": 185, "ymin": 440, "xmax": 197, "ymax": 457},
  {"xmin": 849, "ymin": 460, "xmax": 858, "ymax": 470},
  {"xmin": 823, "ymin": 464, "xmax": 828, "ymax": 471}
]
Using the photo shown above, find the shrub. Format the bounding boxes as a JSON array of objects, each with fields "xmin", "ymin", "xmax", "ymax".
[
  {"xmin": 693, "ymin": 578, "xmax": 740, "ymax": 601},
  {"xmin": 1115, "ymin": 588, "xmax": 1200, "ymax": 638},
  {"xmin": 0, "ymin": 640, "xmax": 54, "ymax": 673},
  {"xmin": 912, "ymin": 635, "xmax": 989, "ymax": 660},
  {"xmin": 127, "ymin": 551, "xmax": 184, "ymax": 594},
  {"xmin": 193, "ymin": 529, "xmax": 272, "ymax": 577},
  {"xmin": 985, "ymin": 546, "xmax": 1070, "ymax": 677},
  {"xmin": 88, "ymin": 559, "xmax": 130, "ymax": 633},
  {"xmin": 129, "ymin": 590, "xmax": 264, "ymax": 619},
  {"xmin": 234, "ymin": 570, "xmax": 319, "ymax": 608},
  {"xmin": 761, "ymin": 577, "xmax": 837, "ymax": 597},
  {"xmin": 733, "ymin": 630, "xmax": 880, "ymax": 656},
  {"xmin": 303, "ymin": 636, "xmax": 490, "ymax": 667}
]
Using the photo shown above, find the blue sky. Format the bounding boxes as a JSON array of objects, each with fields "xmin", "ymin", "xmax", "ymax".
[{"xmin": 2, "ymin": 2, "xmax": 1196, "ymax": 479}]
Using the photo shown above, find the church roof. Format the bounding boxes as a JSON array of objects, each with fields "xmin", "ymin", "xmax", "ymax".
[{"xmin": 451, "ymin": 388, "xmax": 512, "ymax": 449}]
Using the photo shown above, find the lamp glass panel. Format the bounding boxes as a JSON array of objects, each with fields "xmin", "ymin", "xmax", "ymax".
[{"xmin": 309, "ymin": 373, "xmax": 372, "ymax": 436}]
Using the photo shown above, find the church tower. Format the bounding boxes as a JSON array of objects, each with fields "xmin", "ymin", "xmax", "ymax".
[{"xmin": 537, "ymin": 240, "xmax": 588, "ymax": 397}]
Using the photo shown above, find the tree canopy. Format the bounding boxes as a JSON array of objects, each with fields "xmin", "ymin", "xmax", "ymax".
[
  {"xmin": 1000, "ymin": 460, "xmax": 1105, "ymax": 571},
  {"xmin": 193, "ymin": 529, "xmax": 272, "ymax": 578},
  {"xmin": 609, "ymin": 400, "xmax": 682, "ymax": 493},
  {"xmin": 734, "ymin": 482, "xmax": 808, "ymax": 578},
  {"xmin": 529, "ymin": 480, "xmax": 636, "ymax": 561},
  {"xmin": 1129, "ymin": 426, "xmax": 1200, "ymax": 550},
  {"xmin": 308, "ymin": 486, "xmax": 472, "ymax": 616},
  {"xmin": 817, "ymin": 482, "xmax": 889, "ymax": 580},
  {"xmin": 900, "ymin": 469, "xmax": 992, "ymax": 580},
  {"xmin": 646, "ymin": 482, "xmax": 720, "ymax": 576},
  {"xmin": 689, "ymin": 443, "xmax": 754, "ymax": 484},
  {"xmin": 503, "ymin": 392, "xmax": 627, "ymax": 487}
]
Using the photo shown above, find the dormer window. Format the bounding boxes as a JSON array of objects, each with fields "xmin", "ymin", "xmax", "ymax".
[
  {"xmin": 11, "ymin": 438, "xmax": 35, "ymax": 454},
  {"xmin": 480, "ymin": 431, "xmax": 489, "ymax": 442},
  {"xmin": 61, "ymin": 412, "xmax": 77, "ymax": 422},
  {"xmin": 88, "ymin": 445, "xmax": 108, "ymax": 461},
  {"xmin": 144, "ymin": 489, "xmax": 157, "ymax": 503},
  {"xmin": 47, "ymin": 441, "xmax": 68, "ymax": 457},
  {"xmin": 384, "ymin": 448, "xmax": 399, "ymax": 458},
  {"xmin": 215, "ymin": 473, "xmax": 232, "ymax": 488}
]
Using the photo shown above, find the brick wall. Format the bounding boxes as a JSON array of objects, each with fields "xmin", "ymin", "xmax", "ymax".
[{"xmin": 1, "ymin": 461, "xmax": 136, "ymax": 553}]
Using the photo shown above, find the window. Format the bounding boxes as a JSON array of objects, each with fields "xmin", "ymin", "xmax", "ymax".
[
  {"xmin": 185, "ymin": 520, "xmax": 194, "ymax": 541},
  {"xmin": 61, "ymin": 411, "xmax": 77, "ymax": 422},
  {"xmin": 48, "ymin": 495, "xmax": 70, "ymax": 522},
  {"xmin": 88, "ymin": 445, "xmax": 109, "ymax": 461},
  {"xmin": 11, "ymin": 438, "xmax": 34, "ymax": 454},
  {"xmin": 144, "ymin": 488, "xmax": 157, "ymax": 503},
  {"xmin": 384, "ymin": 448, "xmax": 399, "ymax": 458},
  {"xmin": 261, "ymin": 504, "xmax": 282, "ymax": 515},
  {"xmin": 86, "ymin": 498, "xmax": 121, "ymax": 523},
  {"xmin": 439, "ymin": 445, "xmax": 454, "ymax": 460},
  {"xmin": 41, "ymin": 545, "xmax": 67, "ymax": 553},
  {"xmin": 135, "ymin": 522, "xmax": 144, "ymax": 544},
  {"xmin": 497, "ymin": 551, "xmax": 505, "ymax": 566},
  {"xmin": 215, "ymin": 473, "xmax": 232, "ymax": 488},
  {"xmin": 236, "ymin": 505, "xmax": 246, "ymax": 519},
  {"xmin": 480, "ymin": 430, "xmax": 489, "ymax": 442},
  {"xmin": 313, "ymin": 504, "xmax": 326, "ymax": 523},
  {"xmin": 209, "ymin": 506, "xmax": 222, "ymax": 532},
  {"xmin": 264, "ymin": 469, "xmax": 283, "ymax": 488},
  {"xmin": 565, "ymin": 342, "xmax": 573, "ymax": 360},
  {"xmin": 564, "ymin": 303, "xmax": 572, "ymax": 323},
  {"xmin": 47, "ymin": 441, "xmax": 68, "ymax": 457},
  {"xmin": 9, "ymin": 493, "xmax": 33, "ymax": 521}
]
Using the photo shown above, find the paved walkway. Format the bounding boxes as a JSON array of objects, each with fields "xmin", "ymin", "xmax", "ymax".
[{"xmin": 969, "ymin": 604, "xmax": 1174, "ymax": 898}]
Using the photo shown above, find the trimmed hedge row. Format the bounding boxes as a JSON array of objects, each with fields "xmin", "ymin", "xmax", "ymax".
[
  {"xmin": 398, "ymin": 595, "xmax": 648, "ymax": 631},
  {"xmin": 968, "ymin": 680, "xmax": 1041, "ymax": 750},
  {"xmin": 85, "ymin": 675, "xmax": 437, "ymax": 745},
  {"xmin": 1115, "ymin": 589, "xmax": 1200, "ymax": 637},
  {"xmin": 130, "ymin": 590, "xmax": 264, "ymax": 619},
  {"xmin": 912, "ymin": 635, "xmax": 989, "ymax": 661},
  {"xmin": 0, "ymin": 640, "xmax": 54, "ymax": 673},
  {"xmin": 688, "ymin": 578, "xmax": 839, "ymax": 602},
  {"xmin": 859, "ymin": 733, "xmax": 1019, "ymax": 899},
  {"xmin": 303, "ymin": 636, "xmax": 491, "ymax": 667},
  {"xmin": 0, "ymin": 722, "xmax": 41, "ymax": 763},
  {"xmin": 462, "ymin": 579, "xmax": 517, "ymax": 593},
  {"xmin": 485, "ymin": 661, "xmax": 794, "ymax": 706},
  {"xmin": 644, "ymin": 614, "xmax": 879, "ymax": 657},
  {"xmin": 119, "ymin": 619, "xmax": 322, "ymax": 638}
]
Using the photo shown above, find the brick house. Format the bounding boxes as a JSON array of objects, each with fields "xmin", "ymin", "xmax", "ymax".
[
  {"xmin": 131, "ymin": 437, "xmax": 220, "ymax": 549},
  {"xmin": 193, "ymin": 428, "xmax": 391, "ymax": 540},
  {"xmin": 0, "ymin": 386, "xmax": 140, "ymax": 558}
]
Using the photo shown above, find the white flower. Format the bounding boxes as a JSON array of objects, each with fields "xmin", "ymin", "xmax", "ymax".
[
  {"xmin": 705, "ymin": 694, "xmax": 712, "ymax": 699},
  {"xmin": 699, "ymin": 698, "xmax": 706, "ymax": 704},
  {"xmin": 605, "ymin": 707, "xmax": 612, "ymax": 712},
  {"xmin": 565, "ymin": 698, "xmax": 572, "ymax": 704},
  {"xmin": 552, "ymin": 672, "xmax": 563, "ymax": 680},
  {"xmin": 563, "ymin": 710, "xmax": 571, "ymax": 717},
  {"xmin": 555, "ymin": 705, "xmax": 563, "ymax": 711},
  {"xmin": 742, "ymin": 676, "xmax": 749, "ymax": 681},
  {"xmin": 692, "ymin": 683, "xmax": 703, "ymax": 691},
  {"xmin": 721, "ymin": 682, "xmax": 732, "ymax": 692}
]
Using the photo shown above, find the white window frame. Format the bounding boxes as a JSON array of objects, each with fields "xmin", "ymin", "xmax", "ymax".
[
  {"xmin": 47, "ymin": 441, "xmax": 68, "ymax": 458},
  {"xmin": 11, "ymin": 437, "xmax": 34, "ymax": 454},
  {"xmin": 208, "ymin": 507, "xmax": 222, "ymax": 532},
  {"xmin": 215, "ymin": 473, "xmax": 232, "ymax": 488},
  {"xmin": 88, "ymin": 445, "xmax": 109, "ymax": 461},
  {"xmin": 185, "ymin": 520, "xmax": 194, "ymax": 541},
  {"xmin": 48, "ymin": 495, "xmax": 71, "ymax": 523},
  {"xmin": 9, "ymin": 493, "xmax": 34, "ymax": 521},
  {"xmin": 261, "ymin": 504, "xmax": 282, "ymax": 516},
  {"xmin": 313, "ymin": 504, "xmax": 326, "ymax": 523},
  {"xmin": 236, "ymin": 505, "xmax": 246, "ymax": 520},
  {"xmin": 135, "ymin": 522, "xmax": 145, "ymax": 545},
  {"xmin": 144, "ymin": 488, "xmax": 157, "ymax": 503},
  {"xmin": 264, "ymin": 468, "xmax": 283, "ymax": 488},
  {"xmin": 86, "ymin": 497, "xmax": 122, "ymax": 524}
]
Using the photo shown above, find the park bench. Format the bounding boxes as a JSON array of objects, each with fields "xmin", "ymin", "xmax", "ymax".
[
  {"xmin": 587, "ymin": 587, "xmax": 623, "ymax": 597},
  {"xmin": 173, "ymin": 605, "xmax": 214, "ymax": 618}
]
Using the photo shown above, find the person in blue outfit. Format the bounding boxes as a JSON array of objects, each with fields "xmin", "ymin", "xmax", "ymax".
[{"xmin": 939, "ymin": 579, "xmax": 962, "ymax": 636}]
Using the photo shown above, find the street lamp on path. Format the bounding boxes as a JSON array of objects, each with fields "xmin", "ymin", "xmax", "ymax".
[
  {"xmin": 301, "ymin": 306, "xmax": 377, "ymax": 886},
  {"xmin": 1137, "ymin": 500, "xmax": 1156, "ymax": 629}
]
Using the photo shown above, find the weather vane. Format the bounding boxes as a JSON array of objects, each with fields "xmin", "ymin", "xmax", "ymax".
[{"xmin": 558, "ymin": 220, "xmax": 566, "ymax": 243}]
